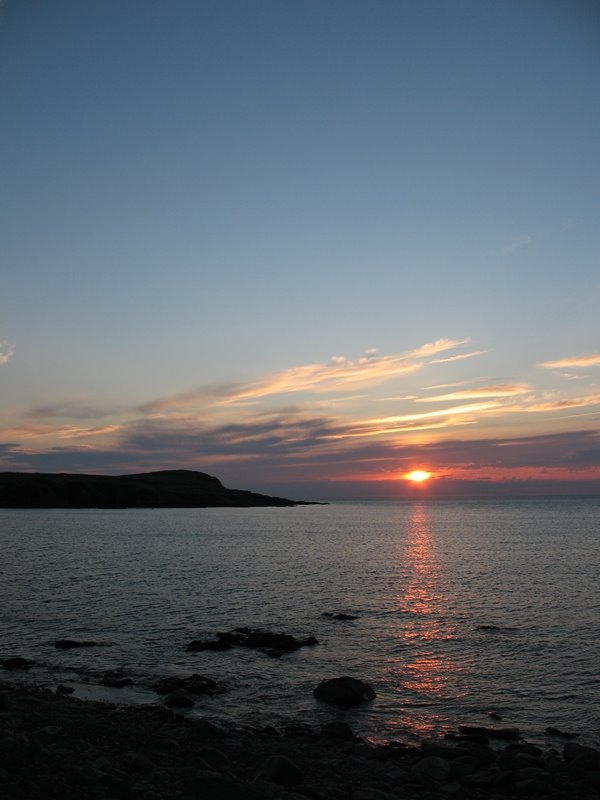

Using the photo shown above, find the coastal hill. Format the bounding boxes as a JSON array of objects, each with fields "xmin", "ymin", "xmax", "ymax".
[{"xmin": 0, "ymin": 469, "xmax": 306, "ymax": 509}]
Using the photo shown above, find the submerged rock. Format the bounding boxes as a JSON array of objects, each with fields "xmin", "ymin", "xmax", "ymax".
[
  {"xmin": 322, "ymin": 612, "xmax": 360, "ymax": 621},
  {"xmin": 2, "ymin": 657, "xmax": 32, "ymax": 670},
  {"xmin": 458, "ymin": 725, "xmax": 520, "ymax": 740},
  {"xmin": 546, "ymin": 726, "xmax": 578, "ymax": 739},
  {"xmin": 154, "ymin": 674, "xmax": 223, "ymax": 696},
  {"xmin": 313, "ymin": 676, "xmax": 376, "ymax": 707},
  {"xmin": 186, "ymin": 638, "xmax": 233, "ymax": 652},
  {"xmin": 54, "ymin": 639, "xmax": 99, "ymax": 649}
]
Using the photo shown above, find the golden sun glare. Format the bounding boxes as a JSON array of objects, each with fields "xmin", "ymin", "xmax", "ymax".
[{"xmin": 405, "ymin": 470, "xmax": 432, "ymax": 483}]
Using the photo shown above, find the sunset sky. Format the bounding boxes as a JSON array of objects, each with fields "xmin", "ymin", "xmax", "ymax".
[{"xmin": 1, "ymin": 0, "xmax": 599, "ymax": 498}]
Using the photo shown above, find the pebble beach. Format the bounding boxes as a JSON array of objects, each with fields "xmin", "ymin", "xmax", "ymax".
[{"xmin": 2, "ymin": 682, "xmax": 600, "ymax": 800}]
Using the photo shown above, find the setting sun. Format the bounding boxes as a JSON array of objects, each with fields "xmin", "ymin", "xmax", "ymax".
[{"xmin": 405, "ymin": 470, "xmax": 432, "ymax": 483}]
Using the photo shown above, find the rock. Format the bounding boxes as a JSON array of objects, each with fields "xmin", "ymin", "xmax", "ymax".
[
  {"xmin": 163, "ymin": 689, "xmax": 194, "ymax": 708},
  {"xmin": 186, "ymin": 638, "xmax": 233, "ymax": 652},
  {"xmin": 196, "ymin": 746, "xmax": 230, "ymax": 772},
  {"xmin": 257, "ymin": 754, "xmax": 303, "ymax": 786},
  {"xmin": 154, "ymin": 674, "xmax": 222, "ymax": 695},
  {"xmin": 99, "ymin": 669, "xmax": 133, "ymax": 688},
  {"xmin": 497, "ymin": 751, "xmax": 543, "ymax": 771},
  {"xmin": 283, "ymin": 723, "xmax": 316, "ymax": 740},
  {"xmin": 313, "ymin": 676, "xmax": 376, "ymax": 707},
  {"xmin": 488, "ymin": 710, "xmax": 503, "ymax": 720},
  {"xmin": 55, "ymin": 685, "xmax": 74, "ymax": 695},
  {"xmin": 420, "ymin": 741, "xmax": 470, "ymax": 760},
  {"xmin": 411, "ymin": 756, "xmax": 452, "ymax": 783},
  {"xmin": 546, "ymin": 725, "xmax": 578, "ymax": 739},
  {"xmin": 563, "ymin": 741, "xmax": 600, "ymax": 770},
  {"xmin": 188, "ymin": 718, "xmax": 230, "ymax": 741},
  {"xmin": 186, "ymin": 627, "xmax": 319, "ymax": 656},
  {"xmin": 450, "ymin": 756, "xmax": 480, "ymax": 779},
  {"xmin": 351, "ymin": 789, "xmax": 390, "ymax": 800},
  {"xmin": 457, "ymin": 724, "xmax": 520, "ymax": 740},
  {"xmin": 2, "ymin": 657, "xmax": 31, "ymax": 670},
  {"xmin": 323, "ymin": 612, "xmax": 360, "ymax": 621},
  {"xmin": 217, "ymin": 627, "xmax": 319, "ymax": 656},
  {"xmin": 320, "ymin": 721, "xmax": 355, "ymax": 741},
  {"xmin": 54, "ymin": 639, "xmax": 98, "ymax": 649}
]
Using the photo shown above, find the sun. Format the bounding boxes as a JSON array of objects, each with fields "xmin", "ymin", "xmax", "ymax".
[{"xmin": 405, "ymin": 470, "xmax": 432, "ymax": 483}]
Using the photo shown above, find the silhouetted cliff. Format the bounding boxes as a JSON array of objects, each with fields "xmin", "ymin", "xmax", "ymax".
[{"xmin": 0, "ymin": 470, "xmax": 305, "ymax": 508}]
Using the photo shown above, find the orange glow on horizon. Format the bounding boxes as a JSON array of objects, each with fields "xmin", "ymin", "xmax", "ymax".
[{"xmin": 405, "ymin": 470, "xmax": 432, "ymax": 483}]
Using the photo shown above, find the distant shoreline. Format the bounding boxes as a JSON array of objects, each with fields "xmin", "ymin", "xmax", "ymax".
[{"xmin": 0, "ymin": 469, "xmax": 319, "ymax": 509}]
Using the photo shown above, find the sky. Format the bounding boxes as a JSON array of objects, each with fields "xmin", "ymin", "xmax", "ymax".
[{"xmin": 1, "ymin": 0, "xmax": 599, "ymax": 499}]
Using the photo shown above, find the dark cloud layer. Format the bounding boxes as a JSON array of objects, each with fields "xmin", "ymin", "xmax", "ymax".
[{"xmin": 1, "ymin": 412, "xmax": 598, "ymax": 497}]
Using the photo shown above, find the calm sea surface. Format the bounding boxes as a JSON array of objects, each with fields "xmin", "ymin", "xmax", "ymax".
[{"xmin": 1, "ymin": 498, "xmax": 599, "ymax": 746}]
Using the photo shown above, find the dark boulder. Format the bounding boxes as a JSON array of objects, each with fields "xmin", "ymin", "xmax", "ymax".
[
  {"xmin": 411, "ymin": 755, "xmax": 452, "ymax": 783},
  {"xmin": 99, "ymin": 669, "xmax": 133, "ymax": 688},
  {"xmin": 320, "ymin": 721, "xmax": 355, "ymax": 741},
  {"xmin": 256, "ymin": 754, "xmax": 303, "ymax": 786},
  {"xmin": 313, "ymin": 676, "xmax": 376, "ymax": 707},
  {"xmin": 56, "ymin": 685, "xmax": 74, "ymax": 695},
  {"xmin": 164, "ymin": 689, "xmax": 194, "ymax": 708},
  {"xmin": 546, "ymin": 726, "xmax": 578, "ymax": 739},
  {"xmin": 54, "ymin": 639, "xmax": 99, "ymax": 649},
  {"xmin": 322, "ymin": 612, "xmax": 360, "ymax": 621},
  {"xmin": 563, "ymin": 742, "xmax": 600, "ymax": 770},
  {"xmin": 186, "ymin": 638, "xmax": 233, "ymax": 652},
  {"xmin": 458, "ymin": 725, "xmax": 520, "ymax": 740},
  {"xmin": 211, "ymin": 627, "xmax": 318, "ymax": 657},
  {"xmin": 2, "ymin": 657, "xmax": 31, "ymax": 670}
]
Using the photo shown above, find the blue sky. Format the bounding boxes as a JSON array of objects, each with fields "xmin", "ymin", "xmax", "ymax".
[{"xmin": 1, "ymin": 0, "xmax": 599, "ymax": 496}]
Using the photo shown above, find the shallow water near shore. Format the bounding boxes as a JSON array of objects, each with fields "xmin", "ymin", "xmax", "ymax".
[{"xmin": 1, "ymin": 498, "xmax": 599, "ymax": 747}]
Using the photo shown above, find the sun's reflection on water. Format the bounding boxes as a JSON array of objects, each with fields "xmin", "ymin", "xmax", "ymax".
[{"xmin": 384, "ymin": 503, "xmax": 469, "ymax": 739}]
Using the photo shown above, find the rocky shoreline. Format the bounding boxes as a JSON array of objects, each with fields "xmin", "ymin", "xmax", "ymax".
[{"xmin": 1, "ymin": 682, "xmax": 599, "ymax": 799}]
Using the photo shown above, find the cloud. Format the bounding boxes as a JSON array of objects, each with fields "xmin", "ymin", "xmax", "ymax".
[
  {"xmin": 26, "ymin": 401, "xmax": 120, "ymax": 420},
  {"xmin": 539, "ymin": 353, "xmax": 600, "ymax": 369},
  {"xmin": 502, "ymin": 234, "xmax": 533, "ymax": 254},
  {"xmin": 416, "ymin": 384, "xmax": 530, "ymax": 403},
  {"xmin": 0, "ymin": 341, "xmax": 15, "ymax": 365},
  {"xmin": 430, "ymin": 350, "xmax": 487, "ymax": 364},
  {"xmin": 2, "ymin": 426, "xmax": 599, "ymax": 495},
  {"xmin": 140, "ymin": 338, "xmax": 471, "ymax": 416},
  {"xmin": 407, "ymin": 337, "xmax": 470, "ymax": 358},
  {"xmin": 519, "ymin": 393, "xmax": 600, "ymax": 413}
]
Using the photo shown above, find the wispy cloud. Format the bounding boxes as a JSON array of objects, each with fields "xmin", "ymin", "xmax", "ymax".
[
  {"xmin": 0, "ymin": 340, "xmax": 15, "ymax": 365},
  {"xmin": 416, "ymin": 384, "xmax": 530, "ymax": 403},
  {"xmin": 539, "ymin": 353, "xmax": 600, "ymax": 369},
  {"xmin": 26, "ymin": 401, "xmax": 120, "ymax": 420},
  {"xmin": 140, "ymin": 338, "xmax": 471, "ymax": 416},
  {"xmin": 430, "ymin": 350, "xmax": 487, "ymax": 364},
  {"xmin": 502, "ymin": 234, "xmax": 533, "ymax": 254}
]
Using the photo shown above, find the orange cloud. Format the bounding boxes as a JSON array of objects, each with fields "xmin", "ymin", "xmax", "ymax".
[
  {"xmin": 539, "ymin": 353, "xmax": 600, "ymax": 369},
  {"xmin": 416, "ymin": 384, "xmax": 530, "ymax": 403},
  {"xmin": 140, "ymin": 338, "xmax": 472, "ymax": 416},
  {"xmin": 0, "ymin": 341, "xmax": 15, "ymax": 365},
  {"xmin": 430, "ymin": 350, "xmax": 487, "ymax": 364}
]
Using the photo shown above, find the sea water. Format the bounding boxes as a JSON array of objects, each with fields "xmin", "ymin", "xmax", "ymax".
[{"xmin": 1, "ymin": 498, "xmax": 599, "ymax": 746}]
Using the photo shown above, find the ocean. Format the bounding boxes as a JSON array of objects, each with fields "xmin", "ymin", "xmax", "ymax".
[{"xmin": 1, "ymin": 498, "xmax": 599, "ymax": 747}]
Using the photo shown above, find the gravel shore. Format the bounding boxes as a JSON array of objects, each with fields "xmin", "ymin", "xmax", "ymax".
[{"xmin": 1, "ymin": 683, "xmax": 599, "ymax": 799}]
